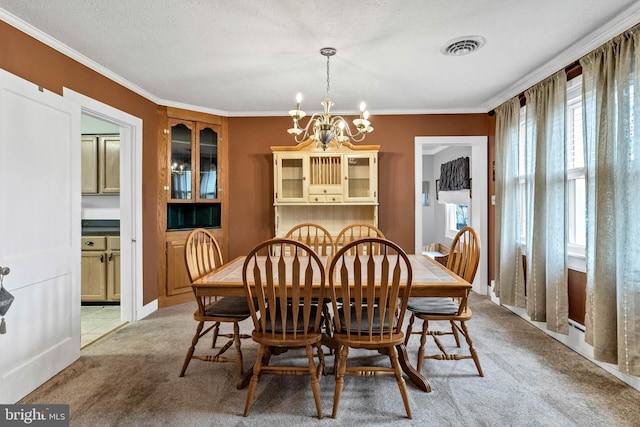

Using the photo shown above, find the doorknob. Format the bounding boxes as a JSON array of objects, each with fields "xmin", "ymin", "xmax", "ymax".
[{"xmin": 0, "ymin": 266, "xmax": 9, "ymax": 276}]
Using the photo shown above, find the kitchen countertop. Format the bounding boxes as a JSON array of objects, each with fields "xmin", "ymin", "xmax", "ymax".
[{"xmin": 82, "ymin": 219, "xmax": 120, "ymax": 236}]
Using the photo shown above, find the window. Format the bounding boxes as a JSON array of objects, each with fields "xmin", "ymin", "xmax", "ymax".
[
  {"xmin": 517, "ymin": 76, "xmax": 586, "ymax": 255},
  {"xmin": 567, "ymin": 76, "xmax": 586, "ymax": 253},
  {"xmin": 446, "ymin": 203, "xmax": 469, "ymax": 238}
]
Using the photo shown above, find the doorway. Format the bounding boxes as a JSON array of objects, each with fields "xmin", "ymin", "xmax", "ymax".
[
  {"xmin": 64, "ymin": 89, "xmax": 154, "ymax": 329},
  {"xmin": 414, "ymin": 136, "xmax": 489, "ymax": 296}
]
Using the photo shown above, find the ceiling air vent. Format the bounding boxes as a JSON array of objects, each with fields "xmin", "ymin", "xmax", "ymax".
[{"xmin": 441, "ymin": 36, "xmax": 486, "ymax": 56}]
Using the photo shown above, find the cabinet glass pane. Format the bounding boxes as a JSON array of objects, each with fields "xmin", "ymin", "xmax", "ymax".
[
  {"xmin": 170, "ymin": 123, "xmax": 192, "ymax": 199},
  {"xmin": 199, "ymin": 126, "xmax": 218, "ymax": 199},
  {"xmin": 347, "ymin": 157, "xmax": 370, "ymax": 198},
  {"xmin": 281, "ymin": 158, "xmax": 304, "ymax": 198}
]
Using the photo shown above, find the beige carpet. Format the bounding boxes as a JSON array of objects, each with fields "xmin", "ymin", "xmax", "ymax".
[{"xmin": 20, "ymin": 293, "xmax": 640, "ymax": 426}]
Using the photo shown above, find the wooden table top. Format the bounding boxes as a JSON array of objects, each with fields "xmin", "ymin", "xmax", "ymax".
[{"xmin": 192, "ymin": 254, "xmax": 470, "ymax": 298}]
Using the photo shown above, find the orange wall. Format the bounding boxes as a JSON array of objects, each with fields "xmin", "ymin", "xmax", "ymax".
[
  {"xmin": 228, "ymin": 114, "xmax": 492, "ymax": 259},
  {"xmin": 0, "ymin": 22, "xmax": 160, "ymax": 304}
]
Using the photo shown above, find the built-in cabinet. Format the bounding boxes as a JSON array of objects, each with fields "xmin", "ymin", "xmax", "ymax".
[
  {"xmin": 81, "ymin": 135, "xmax": 120, "ymax": 194},
  {"xmin": 157, "ymin": 107, "xmax": 228, "ymax": 306},
  {"xmin": 81, "ymin": 236, "xmax": 120, "ymax": 302},
  {"xmin": 272, "ymin": 140, "xmax": 379, "ymax": 237}
]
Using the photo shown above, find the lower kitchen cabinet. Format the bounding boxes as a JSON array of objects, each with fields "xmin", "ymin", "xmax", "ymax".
[{"xmin": 81, "ymin": 236, "xmax": 120, "ymax": 302}]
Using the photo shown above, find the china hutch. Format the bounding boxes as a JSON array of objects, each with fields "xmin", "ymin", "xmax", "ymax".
[
  {"xmin": 157, "ymin": 107, "xmax": 228, "ymax": 307},
  {"xmin": 271, "ymin": 139, "xmax": 379, "ymax": 238}
]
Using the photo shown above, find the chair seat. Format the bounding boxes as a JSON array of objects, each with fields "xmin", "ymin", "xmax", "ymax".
[
  {"xmin": 407, "ymin": 297, "xmax": 459, "ymax": 315},
  {"xmin": 203, "ymin": 296, "xmax": 251, "ymax": 318},
  {"xmin": 335, "ymin": 305, "xmax": 397, "ymax": 334},
  {"xmin": 261, "ymin": 305, "xmax": 321, "ymax": 333}
]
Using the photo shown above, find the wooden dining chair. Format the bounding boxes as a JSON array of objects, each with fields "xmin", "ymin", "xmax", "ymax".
[
  {"xmin": 284, "ymin": 223, "xmax": 335, "ymax": 257},
  {"xmin": 328, "ymin": 237, "xmax": 413, "ymax": 419},
  {"xmin": 404, "ymin": 226, "xmax": 483, "ymax": 376},
  {"xmin": 334, "ymin": 223, "xmax": 385, "ymax": 255},
  {"xmin": 179, "ymin": 228, "xmax": 251, "ymax": 378},
  {"xmin": 241, "ymin": 238, "xmax": 327, "ymax": 419}
]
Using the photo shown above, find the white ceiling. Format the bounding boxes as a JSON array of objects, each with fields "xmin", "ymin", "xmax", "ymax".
[{"xmin": 1, "ymin": 0, "xmax": 639, "ymax": 117}]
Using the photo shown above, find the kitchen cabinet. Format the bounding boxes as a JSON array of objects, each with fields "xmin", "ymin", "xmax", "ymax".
[
  {"xmin": 157, "ymin": 106, "xmax": 229, "ymax": 307},
  {"xmin": 272, "ymin": 139, "xmax": 379, "ymax": 237},
  {"xmin": 81, "ymin": 236, "xmax": 120, "ymax": 302},
  {"xmin": 81, "ymin": 135, "xmax": 120, "ymax": 194}
]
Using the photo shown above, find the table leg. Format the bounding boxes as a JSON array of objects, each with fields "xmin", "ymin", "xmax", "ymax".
[
  {"xmin": 236, "ymin": 368, "xmax": 253, "ymax": 389},
  {"xmin": 396, "ymin": 343, "xmax": 431, "ymax": 392}
]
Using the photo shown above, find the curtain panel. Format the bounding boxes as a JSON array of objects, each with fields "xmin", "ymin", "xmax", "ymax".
[
  {"xmin": 524, "ymin": 71, "xmax": 569, "ymax": 334},
  {"xmin": 580, "ymin": 25, "xmax": 640, "ymax": 374},
  {"xmin": 494, "ymin": 98, "xmax": 526, "ymax": 306}
]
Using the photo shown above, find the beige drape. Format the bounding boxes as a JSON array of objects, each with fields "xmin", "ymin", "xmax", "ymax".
[
  {"xmin": 494, "ymin": 98, "xmax": 526, "ymax": 306},
  {"xmin": 580, "ymin": 25, "xmax": 640, "ymax": 374},
  {"xmin": 524, "ymin": 71, "xmax": 569, "ymax": 333}
]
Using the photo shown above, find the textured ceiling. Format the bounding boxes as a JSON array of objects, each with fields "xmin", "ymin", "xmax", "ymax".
[{"xmin": 1, "ymin": 0, "xmax": 639, "ymax": 116}]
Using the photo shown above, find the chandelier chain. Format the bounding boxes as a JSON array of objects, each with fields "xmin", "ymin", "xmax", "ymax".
[{"xmin": 326, "ymin": 54, "xmax": 330, "ymax": 95}]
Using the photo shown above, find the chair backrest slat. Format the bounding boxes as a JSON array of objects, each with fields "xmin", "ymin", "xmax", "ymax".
[
  {"xmin": 447, "ymin": 226, "xmax": 480, "ymax": 284},
  {"xmin": 335, "ymin": 224, "xmax": 386, "ymax": 255},
  {"xmin": 285, "ymin": 223, "xmax": 335, "ymax": 257},
  {"xmin": 329, "ymin": 237, "xmax": 412, "ymax": 341},
  {"xmin": 243, "ymin": 239, "xmax": 325, "ymax": 341}
]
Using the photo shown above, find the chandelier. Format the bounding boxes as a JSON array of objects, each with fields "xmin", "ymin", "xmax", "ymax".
[{"xmin": 287, "ymin": 47, "xmax": 374, "ymax": 151}]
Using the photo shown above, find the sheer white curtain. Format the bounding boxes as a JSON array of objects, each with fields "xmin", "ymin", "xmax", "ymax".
[
  {"xmin": 580, "ymin": 25, "xmax": 640, "ymax": 374},
  {"xmin": 524, "ymin": 71, "xmax": 569, "ymax": 333},
  {"xmin": 494, "ymin": 98, "xmax": 526, "ymax": 306}
]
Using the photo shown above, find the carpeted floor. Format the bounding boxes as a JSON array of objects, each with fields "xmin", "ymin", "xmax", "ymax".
[{"xmin": 20, "ymin": 293, "xmax": 640, "ymax": 426}]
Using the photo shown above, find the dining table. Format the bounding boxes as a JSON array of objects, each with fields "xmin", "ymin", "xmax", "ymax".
[{"xmin": 191, "ymin": 253, "xmax": 472, "ymax": 393}]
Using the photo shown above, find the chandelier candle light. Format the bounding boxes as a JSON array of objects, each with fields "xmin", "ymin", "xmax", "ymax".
[{"xmin": 288, "ymin": 47, "xmax": 374, "ymax": 151}]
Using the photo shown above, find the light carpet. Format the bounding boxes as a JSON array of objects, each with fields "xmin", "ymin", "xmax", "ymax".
[{"xmin": 20, "ymin": 293, "xmax": 640, "ymax": 426}]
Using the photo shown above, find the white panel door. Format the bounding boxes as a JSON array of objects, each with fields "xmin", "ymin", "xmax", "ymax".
[{"xmin": 0, "ymin": 69, "xmax": 81, "ymax": 403}]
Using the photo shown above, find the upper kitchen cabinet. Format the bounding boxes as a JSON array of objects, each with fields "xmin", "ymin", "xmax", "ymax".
[{"xmin": 81, "ymin": 135, "xmax": 120, "ymax": 194}]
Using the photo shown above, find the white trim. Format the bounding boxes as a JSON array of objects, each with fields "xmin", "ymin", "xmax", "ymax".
[{"xmin": 63, "ymin": 88, "xmax": 153, "ymax": 322}]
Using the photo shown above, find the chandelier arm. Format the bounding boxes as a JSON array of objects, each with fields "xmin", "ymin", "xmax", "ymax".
[
  {"xmin": 329, "ymin": 115, "xmax": 365, "ymax": 138},
  {"xmin": 294, "ymin": 113, "xmax": 323, "ymax": 143}
]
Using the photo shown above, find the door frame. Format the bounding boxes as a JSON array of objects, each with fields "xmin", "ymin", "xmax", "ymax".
[
  {"xmin": 414, "ymin": 136, "xmax": 489, "ymax": 296},
  {"xmin": 64, "ymin": 89, "xmax": 156, "ymax": 322}
]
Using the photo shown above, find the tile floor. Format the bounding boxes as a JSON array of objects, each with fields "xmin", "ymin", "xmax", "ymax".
[{"xmin": 81, "ymin": 305, "xmax": 126, "ymax": 348}]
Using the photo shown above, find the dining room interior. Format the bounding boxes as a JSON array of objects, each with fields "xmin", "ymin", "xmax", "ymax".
[{"xmin": 1, "ymin": 1, "xmax": 640, "ymax": 424}]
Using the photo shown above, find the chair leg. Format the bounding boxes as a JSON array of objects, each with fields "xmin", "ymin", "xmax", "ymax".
[
  {"xmin": 331, "ymin": 345, "xmax": 348, "ymax": 419},
  {"xmin": 404, "ymin": 314, "xmax": 415, "ymax": 345},
  {"xmin": 450, "ymin": 320, "xmax": 461, "ymax": 347},
  {"xmin": 306, "ymin": 344, "xmax": 323, "ymax": 419},
  {"xmin": 316, "ymin": 341, "xmax": 326, "ymax": 377},
  {"xmin": 233, "ymin": 322, "xmax": 243, "ymax": 377},
  {"xmin": 180, "ymin": 320, "xmax": 204, "ymax": 377},
  {"xmin": 211, "ymin": 321, "xmax": 221, "ymax": 348},
  {"xmin": 243, "ymin": 344, "xmax": 266, "ymax": 416},
  {"xmin": 460, "ymin": 321, "xmax": 483, "ymax": 377},
  {"xmin": 389, "ymin": 345, "xmax": 412, "ymax": 419},
  {"xmin": 417, "ymin": 319, "xmax": 429, "ymax": 372}
]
